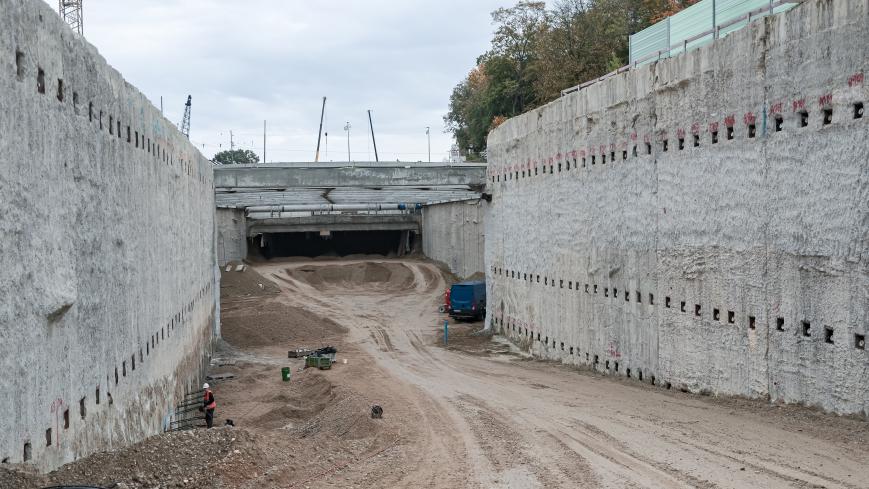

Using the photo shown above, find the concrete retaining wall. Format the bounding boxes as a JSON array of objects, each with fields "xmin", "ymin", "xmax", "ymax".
[
  {"xmin": 486, "ymin": 0, "xmax": 869, "ymax": 415},
  {"xmin": 0, "ymin": 0, "xmax": 216, "ymax": 470},
  {"xmin": 217, "ymin": 209, "xmax": 247, "ymax": 266},
  {"xmin": 423, "ymin": 200, "xmax": 485, "ymax": 279}
]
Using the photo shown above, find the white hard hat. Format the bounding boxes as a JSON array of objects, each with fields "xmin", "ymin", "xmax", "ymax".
[{"xmin": 202, "ymin": 383, "xmax": 210, "ymax": 389}]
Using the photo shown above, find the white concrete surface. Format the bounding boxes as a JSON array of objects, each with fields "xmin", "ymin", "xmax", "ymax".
[
  {"xmin": 485, "ymin": 0, "xmax": 869, "ymax": 416},
  {"xmin": 0, "ymin": 0, "xmax": 216, "ymax": 470},
  {"xmin": 422, "ymin": 200, "xmax": 485, "ymax": 279}
]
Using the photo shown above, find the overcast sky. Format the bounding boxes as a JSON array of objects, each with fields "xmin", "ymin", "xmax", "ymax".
[{"xmin": 50, "ymin": 0, "xmax": 513, "ymax": 162}]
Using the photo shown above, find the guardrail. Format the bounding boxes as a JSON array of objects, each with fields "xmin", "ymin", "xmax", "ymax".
[{"xmin": 560, "ymin": 0, "xmax": 804, "ymax": 97}]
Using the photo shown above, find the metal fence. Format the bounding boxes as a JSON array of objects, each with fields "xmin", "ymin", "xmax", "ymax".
[{"xmin": 561, "ymin": 0, "xmax": 803, "ymax": 96}]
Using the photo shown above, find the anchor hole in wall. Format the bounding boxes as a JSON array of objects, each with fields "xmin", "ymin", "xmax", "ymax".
[
  {"xmin": 680, "ymin": 301, "xmax": 686, "ymax": 312},
  {"xmin": 610, "ymin": 151, "xmax": 615, "ymax": 161},
  {"xmin": 108, "ymin": 393, "xmax": 113, "ymax": 406},
  {"xmin": 122, "ymin": 361, "xmax": 127, "ymax": 377},
  {"xmin": 536, "ymin": 275, "xmax": 540, "ymax": 283},
  {"xmin": 748, "ymin": 124, "xmax": 756, "ymax": 138},
  {"xmin": 802, "ymin": 321, "xmax": 811, "ymax": 337},
  {"xmin": 37, "ymin": 67, "xmax": 45, "ymax": 93},
  {"xmin": 544, "ymin": 336, "xmax": 548, "ymax": 345},
  {"xmin": 636, "ymin": 291, "xmax": 642, "ymax": 303},
  {"xmin": 560, "ymin": 342, "xmax": 564, "ymax": 350},
  {"xmin": 662, "ymin": 139, "xmax": 668, "ymax": 152},
  {"xmin": 748, "ymin": 316, "xmax": 756, "ymax": 330},
  {"xmin": 645, "ymin": 142, "xmax": 652, "ymax": 154},
  {"xmin": 604, "ymin": 287, "xmax": 609, "ymax": 297},
  {"xmin": 568, "ymin": 281, "xmax": 572, "ymax": 289},
  {"xmin": 626, "ymin": 368, "xmax": 631, "ymax": 378},
  {"xmin": 72, "ymin": 92, "xmax": 79, "ymax": 114},
  {"xmin": 711, "ymin": 131, "xmax": 718, "ymax": 144},
  {"xmin": 581, "ymin": 157, "xmax": 586, "ymax": 167},
  {"xmin": 88, "ymin": 102, "xmax": 93, "ymax": 122},
  {"xmin": 649, "ymin": 293, "xmax": 654, "ymax": 305},
  {"xmin": 114, "ymin": 367, "xmax": 118, "ymax": 385},
  {"xmin": 822, "ymin": 108, "xmax": 832, "ymax": 125},
  {"xmin": 545, "ymin": 277, "xmax": 548, "ymax": 285},
  {"xmin": 96, "ymin": 386, "xmax": 100, "ymax": 404},
  {"xmin": 622, "ymin": 150, "xmax": 627, "ymax": 160},
  {"xmin": 594, "ymin": 355, "xmax": 599, "ymax": 364},
  {"xmin": 45, "ymin": 428, "xmax": 52, "ymax": 447},
  {"xmin": 854, "ymin": 102, "xmax": 864, "ymax": 119},
  {"xmin": 131, "ymin": 354, "xmax": 136, "ymax": 371},
  {"xmin": 570, "ymin": 346, "xmax": 574, "ymax": 354},
  {"xmin": 638, "ymin": 370, "xmax": 643, "ymax": 381},
  {"xmin": 695, "ymin": 304, "xmax": 701, "ymax": 317},
  {"xmin": 625, "ymin": 290, "xmax": 630, "ymax": 302},
  {"xmin": 591, "ymin": 155, "xmax": 596, "ymax": 165},
  {"xmin": 855, "ymin": 334, "xmax": 865, "ymax": 350},
  {"xmin": 613, "ymin": 288, "xmax": 618, "ymax": 298},
  {"xmin": 135, "ymin": 131, "xmax": 139, "ymax": 148},
  {"xmin": 799, "ymin": 110, "xmax": 809, "ymax": 127},
  {"xmin": 602, "ymin": 153, "xmax": 607, "ymax": 164},
  {"xmin": 63, "ymin": 409, "xmax": 69, "ymax": 429},
  {"xmin": 713, "ymin": 308, "xmax": 720, "ymax": 321},
  {"xmin": 726, "ymin": 126, "xmax": 734, "ymax": 140},
  {"xmin": 557, "ymin": 163, "xmax": 562, "ymax": 172},
  {"xmin": 80, "ymin": 397, "xmax": 86, "ymax": 419},
  {"xmin": 585, "ymin": 284, "xmax": 589, "ymax": 293},
  {"xmin": 1, "ymin": 457, "xmax": 8, "ymax": 464},
  {"xmin": 117, "ymin": 120, "xmax": 121, "ymax": 138},
  {"xmin": 678, "ymin": 137, "xmax": 684, "ymax": 150},
  {"xmin": 605, "ymin": 360, "xmax": 610, "ymax": 370},
  {"xmin": 728, "ymin": 311, "xmax": 735, "ymax": 324},
  {"xmin": 560, "ymin": 280, "xmax": 564, "ymax": 288},
  {"xmin": 632, "ymin": 145, "xmax": 638, "ymax": 157},
  {"xmin": 23, "ymin": 443, "xmax": 31, "ymax": 462},
  {"xmin": 693, "ymin": 134, "xmax": 700, "ymax": 147},
  {"xmin": 109, "ymin": 116, "xmax": 114, "ymax": 135},
  {"xmin": 824, "ymin": 326, "xmax": 834, "ymax": 344},
  {"xmin": 776, "ymin": 317, "xmax": 784, "ymax": 331},
  {"xmin": 99, "ymin": 111, "xmax": 103, "ymax": 129},
  {"xmin": 665, "ymin": 296, "xmax": 671, "ymax": 308},
  {"xmin": 15, "ymin": 50, "xmax": 24, "ymax": 80},
  {"xmin": 537, "ymin": 333, "xmax": 540, "ymax": 341},
  {"xmin": 614, "ymin": 362, "xmax": 619, "ymax": 372},
  {"xmin": 593, "ymin": 284, "xmax": 597, "ymax": 294}
]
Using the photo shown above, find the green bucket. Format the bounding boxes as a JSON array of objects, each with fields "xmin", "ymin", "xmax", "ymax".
[{"xmin": 281, "ymin": 367, "xmax": 291, "ymax": 382}]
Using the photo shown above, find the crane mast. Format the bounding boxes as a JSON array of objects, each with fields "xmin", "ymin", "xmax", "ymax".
[
  {"xmin": 180, "ymin": 95, "xmax": 192, "ymax": 139},
  {"xmin": 58, "ymin": 0, "xmax": 83, "ymax": 35}
]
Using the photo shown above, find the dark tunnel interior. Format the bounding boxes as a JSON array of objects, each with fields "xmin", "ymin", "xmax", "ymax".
[{"xmin": 251, "ymin": 230, "xmax": 414, "ymax": 259}]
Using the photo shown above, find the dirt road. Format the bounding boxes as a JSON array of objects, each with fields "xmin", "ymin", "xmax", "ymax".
[{"xmin": 235, "ymin": 258, "xmax": 869, "ymax": 489}]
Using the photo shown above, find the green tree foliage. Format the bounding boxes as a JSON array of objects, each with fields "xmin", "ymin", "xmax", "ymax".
[
  {"xmin": 213, "ymin": 149, "xmax": 260, "ymax": 165},
  {"xmin": 446, "ymin": 0, "xmax": 693, "ymax": 159}
]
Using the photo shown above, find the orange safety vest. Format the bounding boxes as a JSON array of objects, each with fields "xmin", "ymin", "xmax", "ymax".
[{"xmin": 204, "ymin": 389, "xmax": 216, "ymax": 410}]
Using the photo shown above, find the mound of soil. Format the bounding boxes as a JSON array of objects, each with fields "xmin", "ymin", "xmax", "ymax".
[
  {"xmin": 287, "ymin": 262, "xmax": 416, "ymax": 291},
  {"xmin": 221, "ymin": 301, "xmax": 346, "ymax": 349},
  {"xmin": 1, "ymin": 428, "xmax": 264, "ymax": 489},
  {"xmin": 220, "ymin": 266, "xmax": 281, "ymax": 299}
]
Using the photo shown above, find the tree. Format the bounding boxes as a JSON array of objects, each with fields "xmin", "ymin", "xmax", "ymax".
[
  {"xmin": 213, "ymin": 149, "xmax": 260, "ymax": 165},
  {"xmin": 445, "ymin": 0, "xmax": 688, "ymax": 157}
]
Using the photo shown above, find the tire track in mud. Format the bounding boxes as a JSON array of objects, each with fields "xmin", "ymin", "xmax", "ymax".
[{"xmin": 452, "ymin": 394, "xmax": 601, "ymax": 488}]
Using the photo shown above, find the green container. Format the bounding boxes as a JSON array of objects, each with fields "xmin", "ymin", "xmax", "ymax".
[
  {"xmin": 305, "ymin": 356, "xmax": 332, "ymax": 370},
  {"xmin": 281, "ymin": 367, "xmax": 291, "ymax": 382}
]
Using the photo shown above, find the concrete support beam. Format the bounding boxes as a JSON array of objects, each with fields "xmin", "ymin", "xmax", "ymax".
[{"xmin": 214, "ymin": 162, "xmax": 488, "ymax": 189}]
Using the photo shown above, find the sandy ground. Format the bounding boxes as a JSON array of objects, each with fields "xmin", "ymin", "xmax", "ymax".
[
  {"xmin": 219, "ymin": 258, "xmax": 869, "ymax": 488},
  {"xmin": 5, "ymin": 257, "xmax": 868, "ymax": 488}
]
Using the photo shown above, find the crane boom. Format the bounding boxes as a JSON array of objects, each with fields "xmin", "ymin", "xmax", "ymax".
[
  {"xmin": 315, "ymin": 97, "xmax": 327, "ymax": 162},
  {"xmin": 180, "ymin": 95, "xmax": 192, "ymax": 139}
]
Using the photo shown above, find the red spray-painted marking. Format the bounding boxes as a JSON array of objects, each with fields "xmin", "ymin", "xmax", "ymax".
[
  {"xmin": 724, "ymin": 115, "xmax": 736, "ymax": 127},
  {"xmin": 818, "ymin": 93, "xmax": 832, "ymax": 108},
  {"xmin": 792, "ymin": 98, "xmax": 806, "ymax": 112},
  {"xmin": 676, "ymin": 128, "xmax": 686, "ymax": 139},
  {"xmin": 743, "ymin": 112, "xmax": 756, "ymax": 125},
  {"xmin": 848, "ymin": 72, "xmax": 864, "ymax": 87},
  {"xmin": 770, "ymin": 102, "xmax": 783, "ymax": 114},
  {"xmin": 691, "ymin": 122, "xmax": 701, "ymax": 134},
  {"xmin": 630, "ymin": 132, "xmax": 638, "ymax": 141},
  {"xmin": 709, "ymin": 121, "xmax": 719, "ymax": 133}
]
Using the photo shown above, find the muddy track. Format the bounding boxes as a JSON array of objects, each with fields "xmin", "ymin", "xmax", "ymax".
[{"xmin": 249, "ymin": 258, "xmax": 869, "ymax": 488}]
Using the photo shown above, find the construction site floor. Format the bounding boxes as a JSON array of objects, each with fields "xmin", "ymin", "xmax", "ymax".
[{"xmin": 5, "ymin": 257, "xmax": 869, "ymax": 488}]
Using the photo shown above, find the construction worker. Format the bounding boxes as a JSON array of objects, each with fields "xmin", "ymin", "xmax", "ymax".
[{"xmin": 201, "ymin": 383, "xmax": 216, "ymax": 428}]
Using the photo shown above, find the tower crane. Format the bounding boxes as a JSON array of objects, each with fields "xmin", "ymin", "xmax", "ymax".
[{"xmin": 58, "ymin": 1, "xmax": 84, "ymax": 35}]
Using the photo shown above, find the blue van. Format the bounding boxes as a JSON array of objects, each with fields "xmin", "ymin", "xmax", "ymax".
[{"xmin": 449, "ymin": 280, "xmax": 486, "ymax": 320}]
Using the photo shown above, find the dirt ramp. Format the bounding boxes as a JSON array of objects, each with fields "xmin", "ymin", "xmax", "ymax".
[
  {"xmin": 288, "ymin": 262, "xmax": 417, "ymax": 292},
  {"xmin": 221, "ymin": 301, "xmax": 346, "ymax": 349}
]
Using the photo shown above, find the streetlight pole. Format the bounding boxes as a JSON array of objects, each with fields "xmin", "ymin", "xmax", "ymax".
[
  {"xmin": 426, "ymin": 126, "xmax": 431, "ymax": 163},
  {"xmin": 344, "ymin": 122, "xmax": 351, "ymax": 162}
]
